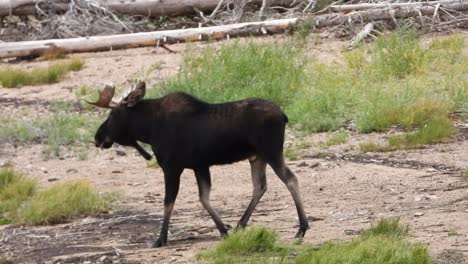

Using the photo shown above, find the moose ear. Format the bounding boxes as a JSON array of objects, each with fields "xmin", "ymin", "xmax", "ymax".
[{"xmin": 125, "ymin": 81, "xmax": 146, "ymax": 107}]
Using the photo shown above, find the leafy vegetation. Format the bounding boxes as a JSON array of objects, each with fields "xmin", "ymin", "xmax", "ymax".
[
  {"xmin": 0, "ymin": 167, "xmax": 116, "ymax": 225},
  {"xmin": 0, "ymin": 58, "xmax": 84, "ymax": 88},
  {"xmin": 149, "ymin": 32, "xmax": 466, "ymax": 151},
  {"xmin": 197, "ymin": 218, "xmax": 434, "ymax": 264}
]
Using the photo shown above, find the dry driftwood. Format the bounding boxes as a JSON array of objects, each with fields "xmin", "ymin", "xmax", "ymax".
[
  {"xmin": 349, "ymin": 22, "xmax": 374, "ymax": 48},
  {"xmin": 314, "ymin": 1, "xmax": 468, "ymax": 28},
  {"xmin": 329, "ymin": 0, "xmax": 463, "ymax": 12},
  {"xmin": 0, "ymin": 18, "xmax": 298, "ymax": 59},
  {"xmin": 0, "ymin": 0, "xmax": 302, "ymax": 17}
]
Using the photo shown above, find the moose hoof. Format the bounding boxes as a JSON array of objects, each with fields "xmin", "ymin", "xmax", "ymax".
[{"xmin": 152, "ymin": 239, "xmax": 167, "ymax": 248}]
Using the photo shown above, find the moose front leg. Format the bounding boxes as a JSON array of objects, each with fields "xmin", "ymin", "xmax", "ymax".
[{"xmin": 153, "ymin": 166, "xmax": 183, "ymax": 248}]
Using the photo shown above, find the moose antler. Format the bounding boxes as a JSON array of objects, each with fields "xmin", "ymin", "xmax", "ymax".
[
  {"xmin": 121, "ymin": 81, "xmax": 146, "ymax": 107},
  {"xmin": 86, "ymin": 85, "xmax": 117, "ymax": 109}
]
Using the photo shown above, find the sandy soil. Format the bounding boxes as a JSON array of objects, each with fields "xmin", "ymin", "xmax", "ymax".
[{"xmin": 0, "ymin": 33, "xmax": 467, "ymax": 264}]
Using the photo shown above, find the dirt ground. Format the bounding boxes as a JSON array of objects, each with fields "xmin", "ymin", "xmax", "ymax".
[{"xmin": 0, "ymin": 33, "xmax": 467, "ymax": 264}]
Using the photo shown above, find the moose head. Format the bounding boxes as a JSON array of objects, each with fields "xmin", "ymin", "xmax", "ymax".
[{"xmin": 87, "ymin": 81, "xmax": 153, "ymax": 160}]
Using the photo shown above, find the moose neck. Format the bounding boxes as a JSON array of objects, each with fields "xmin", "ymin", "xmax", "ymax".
[{"xmin": 127, "ymin": 100, "xmax": 156, "ymax": 145}]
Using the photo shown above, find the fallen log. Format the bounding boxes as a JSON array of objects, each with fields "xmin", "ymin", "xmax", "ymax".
[
  {"xmin": 2, "ymin": 1, "xmax": 468, "ymax": 59},
  {"xmin": 0, "ymin": 0, "xmax": 302, "ymax": 17},
  {"xmin": 348, "ymin": 22, "xmax": 374, "ymax": 48},
  {"xmin": 0, "ymin": 18, "xmax": 298, "ymax": 59},
  {"xmin": 329, "ymin": 0, "xmax": 463, "ymax": 12},
  {"xmin": 314, "ymin": 1, "xmax": 468, "ymax": 28}
]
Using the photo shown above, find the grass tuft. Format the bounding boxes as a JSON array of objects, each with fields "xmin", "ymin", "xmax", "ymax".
[
  {"xmin": 295, "ymin": 233, "xmax": 433, "ymax": 264},
  {"xmin": 324, "ymin": 130, "xmax": 349, "ymax": 146},
  {"xmin": 362, "ymin": 217, "xmax": 408, "ymax": 238},
  {"xmin": 0, "ymin": 58, "xmax": 84, "ymax": 88},
  {"xmin": 0, "ymin": 167, "xmax": 37, "ymax": 215},
  {"xmin": 41, "ymin": 48, "xmax": 67, "ymax": 60},
  {"xmin": 17, "ymin": 179, "xmax": 117, "ymax": 225},
  {"xmin": 0, "ymin": 167, "xmax": 116, "ymax": 225},
  {"xmin": 0, "ymin": 255, "xmax": 13, "ymax": 264},
  {"xmin": 197, "ymin": 227, "xmax": 291, "ymax": 263},
  {"xmin": 198, "ymin": 219, "xmax": 433, "ymax": 264}
]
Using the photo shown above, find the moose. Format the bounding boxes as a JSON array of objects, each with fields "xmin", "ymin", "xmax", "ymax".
[{"xmin": 88, "ymin": 81, "xmax": 309, "ymax": 247}]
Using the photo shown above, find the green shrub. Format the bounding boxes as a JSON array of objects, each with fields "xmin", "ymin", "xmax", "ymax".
[{"xmin": 147, "ymin": 30, "xmax": 466, "ymax": 149}]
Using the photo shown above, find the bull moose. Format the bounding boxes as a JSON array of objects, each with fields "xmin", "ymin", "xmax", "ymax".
[{"xmin": 88, "ymin": 81, "xmax": 309, "ymax": 247}]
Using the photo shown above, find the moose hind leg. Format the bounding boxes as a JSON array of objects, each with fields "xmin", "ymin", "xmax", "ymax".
[
  {"xmin": 237, "ymin": 157, "xmax": 267, "ymax": 229},
  {"xmin": 269, "ymin": 158, "xmax": 309, "ymax": 238},
  {"xmin": 194, "ymin": 167, "xmax": 228, "ymax": 237}
]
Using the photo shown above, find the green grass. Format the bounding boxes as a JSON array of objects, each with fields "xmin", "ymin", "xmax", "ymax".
[
  {"xmin": 0, "ymin": 111, "xmax": 99, "ymax": 157},
  {"xmin": 463, "ymin": 170, "xmax": 468, "ymax": 181},
  {"xmin": 324, "ymin": 129, "xmax": 349, "ymax": 146},
  {"xmin": 0, "ymin": 167, "xmax": 116, "ymax": 225},
  {"xmin": 147, "ymin": 31, "xmax": 466, "ymax": 151},
  {"xmin": 0, "ymin": 167, "xmax": 37, "ymax": 215},
  {"xmin": 197, "ymin": 218, "xmax": 433, "ymax": 264},
  {"xmin": 17, "ymin": 180, "xmax": 117, "ymax": 225},
  {"xmin": 197, "ymin": 227, "xmax": 293, "ymax": 263},
  {"xmin": 0, "ymin": 255, "xmax": 13, "ymax": 264},
  {"xmin": 0, "ymin": 58, "xmax": 84, "ymax": 88},
  {"xmin": 0, "ymin": 217, "xmax": 12, "ymax": 225}
]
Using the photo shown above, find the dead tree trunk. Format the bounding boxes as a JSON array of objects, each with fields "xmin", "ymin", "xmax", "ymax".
[
  {"xmin": 0, "ymin": 18, "xmax": 298, "ymax": 59},
  {"xmin": 315, "ymin": 1, "xmax": 468, "ymax": 28},
  {"xmin": 329, "ymin": 0, "xmax": 463, "ymax": 12},
  {"xmin": 0, "ymin": 0, "xmax": 302, "ymax": 17}
]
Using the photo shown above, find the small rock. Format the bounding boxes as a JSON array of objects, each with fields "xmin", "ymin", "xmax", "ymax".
[
  {"xmin": 349, "ymin": 176, "xmax": 356, "ymax": 180},
  {"xmin": 197, "ymin": 227, "xmax": 212, "ymax": 234},
  {"xmin": 344, "ymin": 229, "xmax": 359, "ymax": 235},
  {"xmin": 309, "ymin": 162, "xmax": 320, "ymax": 168},
  {"xmin": 66, "ymin": 168, "xmax": 78, "ymax": 173},
  {"xmin": 307, "ymin": 216, "xmax": 324, "ymax": 222},
  {"xmin": 112, "ymin": 170, "xmax": 122, "ymax": 174},
  {"xmin": 83, "ymin": 261, "xmax": 91, "ymax": 264},
  {"xmin": 40, "ymin": 167, "xmax": 48, "ymax": 173},
  {"xmin": 297, "ymin": 162, "xmax": 308, "ymax": 167},
  {"xmin": 116, "ymin": 150, "xmax": 126, "ymax": 156},
  {"xmin": 414, "ymin": 212, "xmax": 424, "ymax": 217},
  {"xmin": 48, "ymin": 177, "xmax": 59, "ymax": 182}
]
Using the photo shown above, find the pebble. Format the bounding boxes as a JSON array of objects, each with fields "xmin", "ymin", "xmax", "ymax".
[
  {"xmin": 297, "ymin": 162, "xmax": 308, "ymax": 167},
  {"xmin": 66, "ymin": 168, "xmax": 78, "ymax": 173},
  {"xmin": 47, "ymin": 177, "xmax": 59, "ymax": 182},
  {"xmin": 197, "ymin": 227, "xmax": 212, "ymax": 234},
  {"xmin": 414, "ymin": 212, "xmax": 424, "ymax": 217},
  {"xmin": 116, "ymin": 150, "xmax": 127, "ymax": 156}
]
